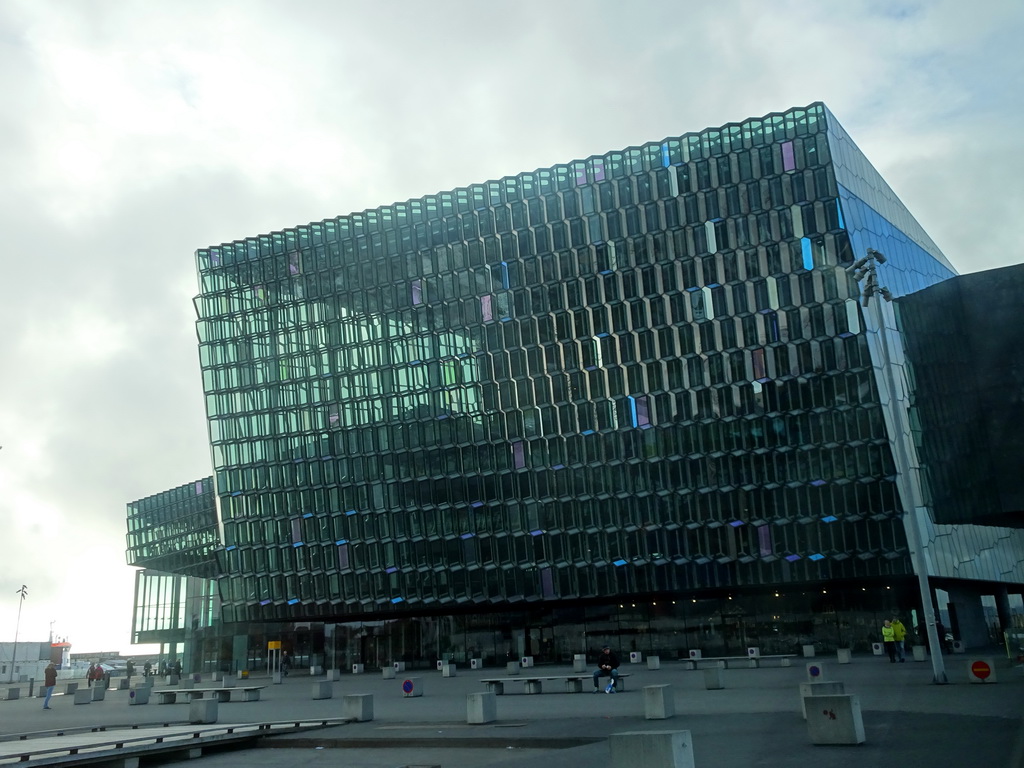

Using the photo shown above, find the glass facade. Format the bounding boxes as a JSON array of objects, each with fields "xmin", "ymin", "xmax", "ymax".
[
  {"xmin": 193, "ymin": 102, "xmax": 926, "ymax": 635},
  {"xmin": 126, "ymin": 477, "xmax": 219, "ymax": 577}
]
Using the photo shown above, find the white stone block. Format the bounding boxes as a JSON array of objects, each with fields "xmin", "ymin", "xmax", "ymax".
[
  {"xmin": 747, "ymin": 647, "xmax": 761, "ymax": 658},
  {"xmin": 189, "ymin": 698, "xmax": 218, "ymax": 724},
  {"xmin": 647, "ymin": 656, "xmax": 662, "ymax": 670},
  {"xmin": 871, "ymin": 642, "xmax": 884, "ymax": 656},
  {"xmin": 630, "ymin": 651, "xmax": 643, "ymax": 663},
  {"xmin": 309, "ymin": 665, "xmax": 324, "ymax": 675},
  {"xmin": 520, "ymin": 656, "xmax": 534, "ymax": 668},
  {"xmin": 326, "ymin": 669, "xmax": 341, "ymax": 681},
  {"xmin": 222, "ymin": 675, "xmax": 236, "ymax": 688},
  {"xmin": 73, "ymin": 688, "xmax": 92, "ymax": 705},
  {"xmin": 436, "ymin": 660, "xmax": 445, "ymax": 670},
  {"xmin": 703, "ymin": 667, "xmax": 723, "ymax": 690},
  {"xmin": 401, "ymin": 677, "xmax": 423, "ymax": 697},
  {"xmin": 688, "ymin": 649, "xmax": 702, "ymax": 660},
  {"xmin": 572, "ymin": 654, "xmax": 587, "ymax": 672},
  {"xmin": 799, "ymin": 680, "xmax": 845, "ymax": 719},
  {"xmin": 806, "ymin": 694, "xmax": 865, "ymax": 745},
  {"xmin": 805, "ymin": 661, "xmax": 826, "ymax": 682},
  {"xmin": 467, "ymin": 691, "xmax": 497, "ymax": 724},
  {"xmin": 343, "ymin": 693, "xmax": 374, "ymax": 721},
  {"xmin": 393, "ymin": 661, "xmax": 406, "ymax": 672},
  {"xmin": 912, "ymin": 645, "xmax": 927, "ymax": 662},
  {"xmin": 952, "ymin": 641, "xmax": 966, "ymax": 654},
  {"xmin": 129, "ymin": 687, "xmax": 150, "ymax": 705},
  {"xmin": 351, "ymin": 663, "xmax": 364, "ymax": 674},
  {"xmin": 312, "ymin": 681, "xmax": 333, "ymax": 700},
  {"xmin": 644, "ymin": 684, "xmax": 675, "ymax": 720},
  {"xmin": 5, "ymin": 688, "xmax": 18, "ymax": 701},
  {"xmin": 381, "ymin": 666, "xmax": 396, "ymax": 680},
  {"xmin": 802, "ymin": 644, "xmax": 816, "ymax": 658},
  {"xmin": 470, "ymin": 658, "xmax": 483, "ymax": 670},
  {"xmin": 442, "ymin": 663, "xmax": 457, "ymax": 678},
  {"xmin": 836, "ymin": 648, "xmax": 852, "ymax": 664},
  {"xmin": 609, "ymin": 730, "xmax": 695, "ymax": 768},
  {"xmin": 91, "ymin": 685, "xmax": 106, "ymax": 701},
  {"xmin": 506, "ymin": 661, "xmax": 521, "ymax": 675}
]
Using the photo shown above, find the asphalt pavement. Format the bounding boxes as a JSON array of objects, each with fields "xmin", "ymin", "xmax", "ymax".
[{"xmin": 2, "ymin": 650, "xmax": 1022, "ymax": 767}]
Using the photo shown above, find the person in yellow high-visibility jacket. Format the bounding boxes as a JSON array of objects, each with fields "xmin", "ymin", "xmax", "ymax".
[
  {"xmin": 881, "ymin": 620, "xmax": 897, "ymax": 663},
  {"xmin": 891, "ymin": 616, "xmax": 908, "ymax": 662}
]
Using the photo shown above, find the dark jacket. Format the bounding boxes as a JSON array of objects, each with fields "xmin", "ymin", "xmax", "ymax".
[
  {"xmin": 596, "ymin": 649, "xmax": 620, "ymax": 669},
  {"xmin": 44, "ymin": 665, "xmax": 57, "ymax": 687}
]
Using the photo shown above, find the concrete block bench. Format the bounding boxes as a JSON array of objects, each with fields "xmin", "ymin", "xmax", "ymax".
[{"xmin": 481, "ymin": 674, "xmax": 631, "ymax": 695}]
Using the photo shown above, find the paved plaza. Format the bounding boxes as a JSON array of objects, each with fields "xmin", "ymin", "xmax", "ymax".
[{"xmin": 2, "ymin": 652, "xmax": 1022, "ymax": 767}]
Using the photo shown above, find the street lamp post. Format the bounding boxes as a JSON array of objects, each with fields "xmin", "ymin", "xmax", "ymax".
[
  {"xmin": 848, "ymin": 250, "xmax": 948, "ymax": 684},
  {"xmin": 9, "ymin": 585, "xmax": 27, "ymax": 683}
]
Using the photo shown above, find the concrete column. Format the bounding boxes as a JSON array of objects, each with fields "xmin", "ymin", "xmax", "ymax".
[
  {"xmin": 644, "ymin": 685, "xmax": 675, "ymax": 720},
  {"xmin": 467, "ymin": 692, "xmax": 497, "ymax": 724},
  {"xmin": 609, "ymin": 730, "xmax": 695, "ymax": 768}
]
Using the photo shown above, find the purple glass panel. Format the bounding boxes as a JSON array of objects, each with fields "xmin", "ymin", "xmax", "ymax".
[
  {"xmin": 752, "ymin": 349, "xmax": 766, "ymax": 381},
  {"xmin": 481, "ymin": 295, "xmax": 493, "ymax": 322},
  {"xmin": 541, "ymin": 567, "xmax": 555, "ymax": 598},
  {"xmin": 781, "ymin": 141, "xmax": 795, "ymax": 172},
  {"xmin": 291, "ymin": 519, "xmax": 302, "ymax": 545},
  {"xmin": 758, "ymin": 525, "xmax": 773, "ymax": 557},
  {"xmin": 337, "ymin": 543, "xmax": 350, "ymax": 569},
  {"xmin": 412, "ymin": 279, "xmax": 423, "ymax": 306},
  {"xmin": 635, "ymin": 395, "xmax": 650, "ymax": 427},
  {"xmin": 289, "ymin": 251, "xmax": 300, "ymax": 275},
  {"xmin": 329, "ymin": 405, "xmax": 339, "ymax": 426},
  {"xmin": 194, "ymin": 480, "xmax": 203, "ymax": 495},
  {"xmin": 593, "ymin": 159, "xmax": 605, "ymax": 181},
  {"xmin": 512, "ymin": 441, "xmax": 525, "ymax": 469},
  {"xmin": 210, "ymin": 249, "xmax": 221, "ymax": 266},
  {"xmin": 576, "ymin": 167, "xmax": 587, "ymax": 186}
]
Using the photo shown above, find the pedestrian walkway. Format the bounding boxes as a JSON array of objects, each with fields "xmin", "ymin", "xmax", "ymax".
[{"xmin": 1, "ymin": 652, "xmax": 1021, "ymax": 767}]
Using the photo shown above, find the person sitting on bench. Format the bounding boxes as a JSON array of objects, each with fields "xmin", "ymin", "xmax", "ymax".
[{"xmin": 592, "ymin": 645, "xmax": 621, "ymax": 693}]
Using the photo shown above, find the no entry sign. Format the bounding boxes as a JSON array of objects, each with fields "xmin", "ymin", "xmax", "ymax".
[{"xmin": 968, "ymin": 658, "xmax": 996, "ymax": 683}]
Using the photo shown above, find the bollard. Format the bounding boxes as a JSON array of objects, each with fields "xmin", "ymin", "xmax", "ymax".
[
  {"xmin": 806, "ymin": 694, "xmax": 865, "ymax": 745},
  {"xmin": 393, "ymin": 661, "xmax": 406, "ymax": 672},
  {"xmin": 189, "ymin": 698, "xmax": 218, "ymax": 724},
  {"xmin": 467, "ymin": 691, "xmax": 497, "ymax": 724},
  {"xmin": 912, "ymin": 645, "xmax": 927, "ymax": 662},
  {"xmin": 401, "ymin": 677, "xmax": 423, "ymax": 698},
  {"xmin": 223, "ymin": 675, "xmax": 236, "ymax": 688},
  {"xmin": 118, "ymin": 678, "xmax": 130, "ymax": 690},
  {"xmin": 688, "ymin": 649, "xmax": 702, "ymax": 660},
  {"xmin": 129, "ymin": 687, "xmax": 151, "ymax": 705},
  {"xmin": 74, "ymin": 688, "xmax": 92, "ymax": 705},
  {"xmin": 630, "ymin": 651, "xmax": 644, "ymax": 664},
  {"xmin": 312, "ymin": 681, "xmax": 333, "ymax": 699},
  {"xmin": 573, "ymin": 654, "xmax": 588, "ymax": 673},
  {"xmin": 643, "ymin": 684, "xmax": 675, "ymax": 720},
  {"xmin": 309, "ymin": 665, "xmax": 324, "ymax": 676},
  {"xmin": 609, "ymin": 730, "xmax": 695, "ymax": 768},
  {"xmin": 343, "ymin": 693, "xmax": 374, "ymax": 721},
  {"xmin": 470, "ymin": 658, "xmax": 483, "ymax": 670},
  {"xmin": 181, "ymin": 679, "xmax": 195, "ymax": 690},
  {"xmin": 166, "ymin": 675, "xmax": 180, "ymax": 686},
  {"xmin": 836, "ymin": 648, "xmax": 852, "ymax": 664},
  {"xmin": 436, "ymin": 660, "xmax": 445, "ymax": 671},
  {"xmin": 5, "ymin": 688, "xmax": 18, "ymax": 701},
  {"xmin": 747, "ymin": 647, "xmax": 761, "ymax": 658},
  {"xmin": 521, "ymin": 656, "xmax": 534, "ymax": 668},
  {"xmin": 799, "ymin": 681, "xmax": 845, "ymax": 719},
  {"xmin": 805, "ymin": 662, "xmax": 825, "ymax": 682},
  {"xmin": 326, "ymin": 669, "xmax": 341, "ymax": 681},
  {"xmin": 871, "ymin": 642, "xmax": 884, "ymax": 656},
  {"xmin": 351, "ymin": 664, "xmax": 364, "ymax": 675},
  {"xmin": 273, "ymin": 671, "xmax": 282, "ymax": 685},
  {"xmin": 442, "ymin": 662, "xmax": 457, "ymax": 678},
  {"xmin": 703, "ymin": 667, "xmax": 723, "ymax": 690},
  {"xmin": 382, "ymin": 666, "xmax": 396, "ymax": 680},
  {"xmin": 506, "ymin": 661, "xmax": 521, "ymax": 675},
  {"xmin": 64, "ymin": 682, "xmax": 79, "ymax": 695},
  {"xmin": 802, "ymin": 644, "xmax": 816, "ymax": 658},
  {"xmin": 91, "ymin": 685, "xmax": 106, "ymax": 702},
  {"xmin": 647, "ymin": 655, "xmax": 662, "ymax": 671}
]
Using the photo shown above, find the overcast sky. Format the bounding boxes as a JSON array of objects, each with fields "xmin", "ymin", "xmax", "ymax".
[{"xmin": 1, "ymin": 0, "xmax": 1021, "ymax": 655}]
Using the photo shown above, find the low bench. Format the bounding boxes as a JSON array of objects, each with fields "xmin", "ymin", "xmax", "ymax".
[
  {"xmin": 155, "ymin": 686, "xmax": 265, "ymax": 704},
  {"xmin": 480, "ymin": 673, "xmax": 631, "ymax": 695},
  {"xmin": 682, "ymin": 654, "xmax": 795, "ymax": 670}
]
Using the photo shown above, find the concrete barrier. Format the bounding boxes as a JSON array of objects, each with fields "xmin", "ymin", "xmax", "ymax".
[
  {"xmin": 506, "ymin": 661, "xmax": 521, "ymax": 675},
  {"xmin": 64, "ymin": 682, "xmax": 79, "ymax": 695},
  {"xmin": 644, "ymin": 684, "xmax": 675, "ymax": 720},
  {"xmin": 805, "ymin": 662, "xmax": 826, "ymax": 682},
  {"xmin": 836, "ymin": 648, "xmax": 852, "ymax": 664},
  {"xmin": 799, "ymin": 681, "xmax": 845, "ymax": 719},
  {"xmin": 470, "ymin": 658, "xmax": 483, "ymax": 670},
  {"xmin": 747, "ymin": 647, "xmax": 761, "ymax": 658},
  {"xmin": 393, "ymin": 661, "xmax": 406, "ymax": 672},
  {"xmin": 688, "ymin": 649, "xmax": 702, "ymax": 660},
  {"xmin": 952, "ymin": 641, "xmax": 966, "ymax": 654},
  {"xmin": 129, "ymin": 687, "xmax": 150, "ymax": 705},
  {"xmin": 272, "ymin": 671, "xmax": 282, "ymax": 685},
  {"xmin": 647, "ymin": 656, "xmax": 662, "ymax": 671},
  {"xmin": 351, "ymin": 664, "xmax": 364, "ymax": 674},
  {"xmin": 912, "ymin": 645, "xmax": 927, "ymax": 662},
  {"xmin": 91, "ymin": 685, "xmax": 106, "ymax": 702},
  {"xmin": 310, "ymin": 665, "xmax": 324, "ymax": 675},
  {"xmin": 806, "ymin": 694, "xmax": 865, "ymax": 745},
  {"xmin": 74, "ymin": 688, "xmax": 92, "ymax": 705},
  {"xmin": 222, "ymin": 675, "xmax": 236, "ymax": 688},
  {"xmin": 871, "ymin": 642, "xmax": 884, "ymax": 656},
  {"xmin": 212, "ymin": 671, "xmax": 223, "ymax": 682},
  {"xmin": 312, "ymin": 681, "xmax": 333, "ymax": 700},
  {"xmin": 609, "ymin": 730, "xmax": 695, "ymax": 768},
  {"xmin": 181, "ymin": 679, "xmax": 195, "ymax": 690},
  {"xmin": 402, "ymin": 677, "xmax": 423, "ymax": 698},
  {"xmin": 467, "ymin": 691, "xmax": 497, "ymax": 724},
  {"xmin": 189, "ymin": 698, "xmax": 218, "ymax": 724},
  {"xmin": 5, "ymin": 688, "xmax": 18, "ymax": 701},
  {"xmin": 967, "ymin": 658, "xmax": 997, "ymax": 684},
  {"xmin": 166, "ymin": 675, "xmax": 180, "ymax": 686},
  {"xmin": 326, "ymin": 669, "xmax": 341, "ymax": 681},
  {"xmin": 703, "ymin": 667, "xmax": 723, "ymax": 690},
  {"xmin": 630, "ymin": 651, "xmax": 644, "ymax": 664},
  {"xmin": 802, "ymin": 644, "xmax": 816, "ymax": 658},
  {"xmin": 442, "ymin": 662, "xmax": 457, "ymax": 678},
  {"xmin": 117, "ymin": 678, "xmax": 130, "ymax": 690},
  {"xmin": 436, "ymin": 660, "xmax": 445, "ymax": 671},
  {"xmin": 343, "ymin": 693, "xmax": 374, "ymax": 721},
  {"xmin": 521, "ymin": 656, "xmax": 534, "ymax": 668},
  {"xmin": 381, "ymin": 667, "xmax": 396, "ymax": 680},
  {"xmin": 573, "ymin": 654, "xmax": 587, "ymax": 673}
]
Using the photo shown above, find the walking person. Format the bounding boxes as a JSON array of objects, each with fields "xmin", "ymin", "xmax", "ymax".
[
  {"xmin": 42, "ymin": 662, "xmax": 57, "ymax": 710},
  {"xmin": 592, "ymin": 644, "xmax": 621, "ymax": 693},
  {"xmin": 881, "ymin": 619, "xmax": 897, "ymax": 663},
  {"xmin": 86, "ymin": 662, "xmax": 95, "ymax": 687},
  {"xmin": 891, "ymin": 616, "xmax": 908, "ymax": 662}
]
